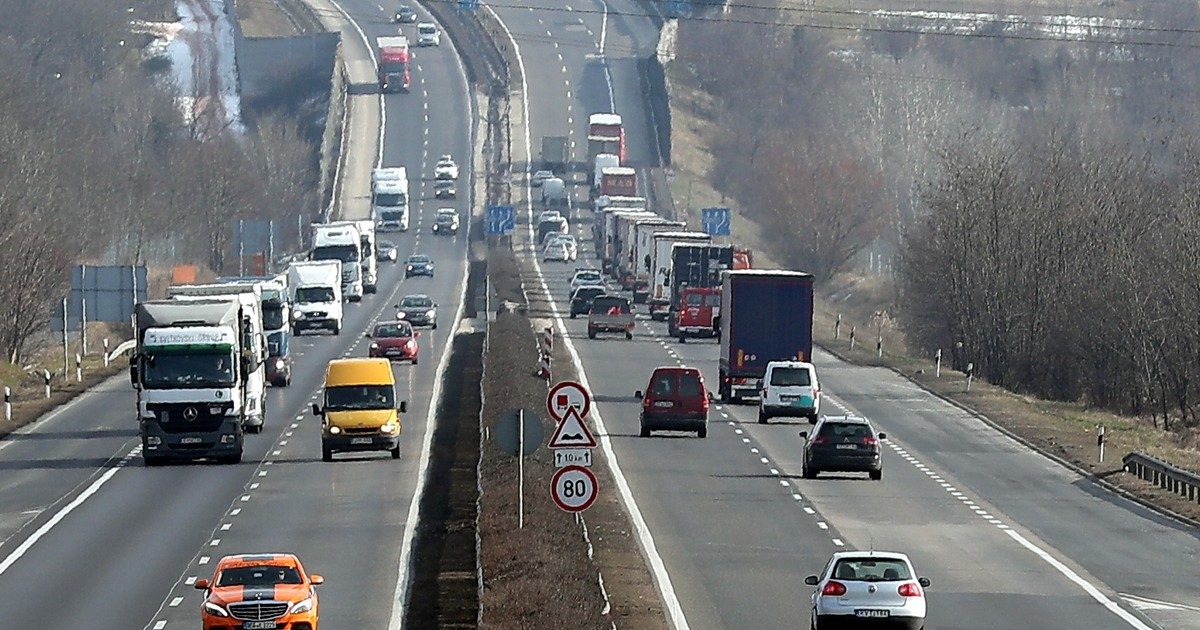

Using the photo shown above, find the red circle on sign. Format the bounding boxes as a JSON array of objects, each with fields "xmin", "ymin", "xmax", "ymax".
[
  {"xmin": 546, "ymin": 380, "xmax": 591, "ymax": 423},
  {"xmin": 550, "ymin": 465, "xmax": 598, "ymax": 513}
]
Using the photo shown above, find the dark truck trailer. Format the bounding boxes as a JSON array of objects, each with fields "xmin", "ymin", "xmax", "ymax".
[
  {"xmin": 665, "ymin": 244, "xmax": 733, "ymax": 333},
  {"xmin": 541, "ymin": 135, "xmax": 569, "ymax": 172},
  {"xmin": 718, "ymin": 270, "xmax": 814, "ymax": 403}
]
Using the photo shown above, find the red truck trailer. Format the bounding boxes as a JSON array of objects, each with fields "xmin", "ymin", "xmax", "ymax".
[
  {"xmin": 377, "ymin": 36, "xmax": 410, "ymax": 93},
  {"xmin": 587, "ymin": 113, "xmax": 626, "ymax": 165}
]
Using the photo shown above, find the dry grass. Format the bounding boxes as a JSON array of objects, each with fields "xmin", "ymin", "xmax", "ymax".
[
  {"xmin": 669, "ymin": 65, "xmax": 1200, "ymax": 525},
  {"xmin": 235, "ymin": 0, "xmax": 299, "ymax": 38}
]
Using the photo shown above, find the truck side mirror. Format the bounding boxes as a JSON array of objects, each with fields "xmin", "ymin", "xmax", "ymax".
[
  {"xmin": 311, "ymin": 403, "xmax": 321, "ymax": 415},
  {"xmin": 129, "ymin": 362, "xmax": 138, "ymax": 388},
  {"xmin": 399, "ymin": 401, "xmax": 408, "ymax": 413}
]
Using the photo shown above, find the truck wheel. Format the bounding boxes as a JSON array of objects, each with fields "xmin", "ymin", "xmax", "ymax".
[
  {"xmin": 322, "ymin": 446, "xmax": 333, "ymax": 462},
  {"xmin": 625, "ymin": 331, "xmax": 633, "ymax": 340},
  {"xmin": 570, "ymin": 313, "xmax": 576, "ymax": 319},
  {"xmin": 758, "ymin": 409, "xmax": 768, "ymax": 424},
  {"xmin": 391, "ymin": 446, "xmax": 401, "ymax": 459},
  {"xmin": 221, "ymin": 450, "xmax": 243, "ymax": 465},
  {"xmin": 719, "ymin": 379, "xmax": 730, "ymax": 403},
  {"xmin": 332, "ymin": 322, "xmax": 341, "ymax": 336},
  {"xmin": 678, "ymin": 334, "xmax": 687, "ymax": 344}
]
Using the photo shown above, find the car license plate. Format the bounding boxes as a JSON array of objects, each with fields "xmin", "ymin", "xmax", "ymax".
[
  {"xmin": 243, "ymin": 622, "xmax": 279, "ymax": 630},
  {"xmin": 836, "ymin": 444, "xmax": 857, "ymax": 450},
  {"xmin": 350, "ymin": 437, "xmax": 373, "ymax": 445},
  {"xmin": 180, "ymin": 437, "xmax": 202, "ymax": 444},
  {"xmin": 653, "ymin": 401, "xmax": 674, "ymax": 408},
  {"xmin": 855, "ymin": 609, "xmax": 889, "ymax": 618}
]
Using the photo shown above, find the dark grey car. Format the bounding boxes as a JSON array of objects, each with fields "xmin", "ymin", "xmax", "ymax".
[
  {"xmin": 395, "ymin": 294, "xmax": 438, "ymax": 329},
  {"xmin": 404, "ymin": 254, "xmax": 434, "ymax": 278},
  {"xmin": 800, "ymin": 416, "xmax": 886, "ymax": 480}
]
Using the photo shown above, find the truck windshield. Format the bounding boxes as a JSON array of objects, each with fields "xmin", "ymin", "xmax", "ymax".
[
  {"xmin": 296, "ymin": 287, "xmax": 334, "ymax": 303},
  {"xmin": 381, "ymin": 209, "xmax": 407, "ymax": 221},
  {"xmin": 267, "ymin": 332, "xmax": 288, "ymax": 357},
  {"xmin": 142, "ymin": 350, "xmax": 236, "ymax": 389},
  {"xmin": 376, "ymin": 193, "xmax": 406, "ymax": 206},
  {"xmin": 313, "ymin": 245, "xmax": 360, "ymax": 263},
  {"xmin": 262, "ymin": 305, "xmax": 285, "ymax": 331},
  {"xmin": 380, "ymin": 61, "xmax": 407, "ymax": 74},
  {"xmin": 325, "ymin": 385, "xmax": 395, "ymax": 411}
]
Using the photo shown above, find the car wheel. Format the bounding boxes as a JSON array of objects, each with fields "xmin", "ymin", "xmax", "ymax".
[
  {"xmin": 639, "ymin": 425, "xmax": 651, "ymax": 438},
  {"xmin": 221, "ymin": 450, "xmax": 243, "ymax": 465},
  {"xmin": 803, "ymin": 464, "xmax": 818, "ymax": 479},
  {"xmin": 570, "ymin": 313, "xmax": 576, "ymax": 319},
  {"xmin": 391, "ymin": 446, "xmax": 401, "ymax": 459},
  {"xmin": 870, "ymin": 470, "xmax": 882, "ymax": 481},
  {"xmin": 432, "ymin": 322, "xmax": 438, "ymax": 330},
  {"xmin": 412, "ymin": 356, "xmax": 419, "ymax": 365},
  {"xmin": 697, "ymin": 427, "xmax": 707, "ymax": 438},
  {"xmin": 143, "ymin": 455, "xmax": 164, "ymax": 467},
  {"xmin": 588, "ymin": 329, "xmax": 596, "ymax": 339},
  {"xmin": 678, "ymin": 334, "xmax": 686, "ymax": 343},
  {"xmin": 758, "ymin": 409, "xmax": 768, "ymax": 424},
  {"xmin": 808, "ymin": 414, "xmax": 819, "ymax": 424},
  {"xmin": 625, "ymin": 331, "xmax": 633, "ymax": 340},
  {"xmin": 322, "ymin": 447, "xmax": 333, "ymax": 463}
]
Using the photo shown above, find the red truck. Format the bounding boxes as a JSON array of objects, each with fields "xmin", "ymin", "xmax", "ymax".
[
  {"xmin": 588, "ymin": 113, "xmax": 626, "ymax": 165},
  {"xmin": 733, "ymin": 247, "xmax": 753, "ymax": 270},
  {"xmin": 600, "ymin": 167, "xmax": 637, "ymax": 198},
  {"xmin": 377, "ymin": 36, "xmax": 410, "ymax": 93}
]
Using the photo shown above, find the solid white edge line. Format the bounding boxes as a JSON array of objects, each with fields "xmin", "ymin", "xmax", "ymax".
[
  {"xmin": 485, "ymin": 6, "xmax": 689, "ymax": 629},
  {"xmin": 386, "ymin": 3, "xmax": 475, "ymax": 628},
  {"xmin": 0, "ymin": 463, "xmax": 123, "ymax": 576},
  {"xmin": 1005, "ymin": 530, "xmax": 1152, "ymax": 629}
]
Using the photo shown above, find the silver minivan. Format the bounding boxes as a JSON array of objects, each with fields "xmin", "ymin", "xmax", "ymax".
[{"xmin": 758, "ymin": 360, "xmax": 820, "ymax": 423}]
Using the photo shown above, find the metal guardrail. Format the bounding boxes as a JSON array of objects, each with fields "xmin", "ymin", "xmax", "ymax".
[{"xmin": 1123, "ymin": 451, "xmax": 1200, "ymax": 503}]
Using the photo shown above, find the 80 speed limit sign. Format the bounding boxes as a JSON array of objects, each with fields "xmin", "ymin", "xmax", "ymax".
[{"xmin": 550, "ymin": 465, "xmax": 598, "ymax": 513}]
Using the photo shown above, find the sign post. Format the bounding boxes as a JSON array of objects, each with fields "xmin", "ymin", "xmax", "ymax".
[{"xmin": 495, "ymin": 408, "xmax": 543, "ymax": 529}]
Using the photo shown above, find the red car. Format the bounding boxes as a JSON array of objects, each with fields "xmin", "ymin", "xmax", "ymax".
[
  {"xmin": 635, "ymin": 366, "xmax": 711, "ymax": 438},
  {"xmin": 367, "ymin": 321, "xmax": 420, "ymax": 364}
]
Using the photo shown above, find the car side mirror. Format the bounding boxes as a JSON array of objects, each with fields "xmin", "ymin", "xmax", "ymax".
[
  {"xmin": 310, "ymin": 575, "xmax": 325, "ymax": 586},
  {"xmin": 414, "ymin": 331, "xmax": 421, "ymax": 338},
  {"xmin": 918, "ymin": 577, "xmax": 930, "ymax": 588},
  {"xmin": 364, "ymin": 331, "xmax": 371, "ymax": 338},
  {"xmin": 799, "ymin": 431, "xmax": 809, "ymax": 439},
  {"xmin": 194, "ymin": 578, "xmax": 210, "ymax": 590},
  {"xmin": 394, "ymin": 304, "xmax": 400, "ymax": 309},
  {"xmin": 311, "ymin": 403, "xmax": 321, "ymax": 415},
  {"xmin": 634, "ymin": 390, "xmax": 643, "ymax": 399},
  {"xmin": 804, "ymin": 575, "xmax": 819, "ymax": 586},
  {"xmin": 877, "ymin": 432, "xmax": 887, "ymax": 440},
  {"xmin": 707, "ymin": 391, "xmax": 715, "ymax": 402},
  {"xmin": 399, "ymin": 401, "xmax": 408, "ymax": 413}
]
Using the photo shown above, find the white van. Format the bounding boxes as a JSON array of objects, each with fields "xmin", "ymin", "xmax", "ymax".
[{"xmin": 758, "ymin": 361, "xmax": 821, "ymax": 424}]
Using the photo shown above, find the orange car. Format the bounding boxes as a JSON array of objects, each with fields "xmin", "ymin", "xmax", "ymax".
[{"xmin": 195, "ymin": 553, "xmax": 323, "ymax": 630}]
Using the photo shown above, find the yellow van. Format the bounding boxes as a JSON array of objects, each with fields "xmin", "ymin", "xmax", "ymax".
[{"xmin": 312, "ymin": 358, "xmax": 407, "ymax": 461}]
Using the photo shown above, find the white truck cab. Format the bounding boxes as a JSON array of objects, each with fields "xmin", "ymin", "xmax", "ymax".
[
  {"xmin": 311, "ymin": 223, "xmax": 364, "ymax": 301},
  {"xmin": 288, "ymin": 260, "xmax": 344, "ymax": 335},
  {"xmin": 759, "ymin": 360, "xmax": 821, "ymax": 424},
  {"xmin": 372, "ymin": 168, "xmax": 410, "ymax": 232}
]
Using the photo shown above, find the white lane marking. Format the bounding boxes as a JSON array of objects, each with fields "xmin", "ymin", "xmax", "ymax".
[
  {"xmin": 209, "ymin": 539, "xmax": 220, "ymax": 547},
  {"xmin": 486, "ymin": 6, "xmax": 690, "ymax": 629},
  {"xmin": 1006, "ymin": 530, "xmax": 1153, "ymax": 629},
  {"xmin": 832, "ymin": 538, "xmax": 845, "ymax": 547},
  {"xmin": 199, "ymin": 556, "xmax": 210, "ymax": 565},
  {"xmin": 220, "ymin": 523, "xmax": 231, "ymax": 531},
  {"xmin": 185, "ymin": 577, "xmax": 196, "ymax": 585},
  {"xmin": 0, "ymin": 456, "xmax": 127, "ymax": 577},
  {"xmin": 1121, "ymin": 593, "xmax": 1200, "ymax": 612},
  {"xmin": 817, "ymin": 521, "xmax": 829, "ymax": 530},
  {"xmin": 153, "ymin": 622, "xmax": 167, "ymax": 630},
  {"xmin": 230, "ymin": 508, "xmax": 241, "ymax": 516},
  {"xmin": 169, "ymin": 597, "xmax": 184, "ymax": 607}
]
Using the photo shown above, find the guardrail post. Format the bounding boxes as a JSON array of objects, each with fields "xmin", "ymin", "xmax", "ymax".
[
  {"xmin": 876, "ymin": 334, "xmax": 883, "ymax": 358},
  {"xmin": 935, "ymin": 349, "xmax": 942, "ymax": 378},
  {"xmin": 3, "ymin": 387, "xmax": 10, "ymax": 423},
  {"xmin": 849, "ymin": 326, "xmax": 856, "ymax": 350},
  {"xmin": 966, "ymin": 363, "xmax": 974, "ymax": 392},
  {"xmin": 834, "ymin": 314, "xmax": 841, "ymax": 340},
  {"xmin": 43, "ymin": 370, "xmax": 51, "ymax": 399},
  {"xmin": 75, "ymin": 353, "xmax": 82, "ymax": 383},
  {"xmin": 103, "ymin": 339, "xmax": 110, "ymax": 367},
  {"xmin": 1096, "ymin": 425, "xmax": 1105, "ymax": 463}
]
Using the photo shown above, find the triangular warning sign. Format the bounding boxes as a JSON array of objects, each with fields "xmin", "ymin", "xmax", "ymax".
[{"xmin": 548, "ymin": 407, "xmax": 597, "ymax": 448}]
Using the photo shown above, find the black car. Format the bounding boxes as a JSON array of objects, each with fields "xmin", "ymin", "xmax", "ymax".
[
  {"xmin": 434, "ymin": 180, "xmax": 456, "ymax": 199},
  {"xmin": 395, "ymin": 294, "xmax": 438, "ymax": 329},
  {"xmin": 393, "ymin": 5, "xmax": 417, "ymax": 22},
  {"xmin": 800, "ymin": 416, "xmax": 886, "ymax": 480},
  {"xmin": 404, "ymin": 254, "xmax": 434, "ymax": 278},
  {"xmin": 569, "ymin": 286, "xmax": 607, "ymax": 318}
]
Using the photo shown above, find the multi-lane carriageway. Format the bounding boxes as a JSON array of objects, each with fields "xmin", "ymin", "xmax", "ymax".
[
  {"xmin": 0, "ymin": 0, "xmax": 1197, "ymax": 628},
  {"xmin": 488, "ymin": 0, "xmax": 1200, "ymax": 628}
]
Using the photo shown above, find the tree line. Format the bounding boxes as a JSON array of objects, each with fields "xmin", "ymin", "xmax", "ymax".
[
  {"xmin": 0, "ymin": 0, "xmax": 319, "ymax": 363},
  {"xmin": 675, "ymin": 0, "xmax": 1200, "ymax": 429}
]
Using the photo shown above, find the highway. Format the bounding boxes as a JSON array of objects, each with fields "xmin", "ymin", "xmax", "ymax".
[
  {"xmin": 488, "ymin": 0, "xmax": 1200, "ymax": 629},
  {"xmin": 0, "ymin": 1, "xmax": 472, "ymax": 628}
]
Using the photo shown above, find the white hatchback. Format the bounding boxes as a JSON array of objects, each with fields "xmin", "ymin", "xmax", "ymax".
[
  {"xmin": 416, "ymin": 22, "xmax": 440, "ymax": 46},
  {"xmin": 807, "ymin": 551, "xmax": 929, "ymax": 630},
  {"xmin": 758, "ymin": 360, "xmax": 820, "ymax": 424}
]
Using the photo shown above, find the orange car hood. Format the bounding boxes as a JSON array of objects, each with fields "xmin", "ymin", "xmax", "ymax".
[{"xmin": 210, "ymin": 582, "xmax": 311, "ymax": 605}]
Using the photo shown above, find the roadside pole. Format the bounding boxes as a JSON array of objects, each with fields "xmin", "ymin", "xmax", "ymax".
[
  {"xmin": 518, "ymin": 409, "xmax": 524, "ymax": 529},
  {"xmin": 61, "ymin": 298, "xmax": 69, "ymax": 377}
]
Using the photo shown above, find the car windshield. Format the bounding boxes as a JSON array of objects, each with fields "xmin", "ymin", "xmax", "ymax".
[
  {"xmin": 771, "ymin": 367, "xmax": 812, "ymax": 387},
  {"xmin": 401, "ymin": 296, "xmax": 432, "ymax": 308},
  {"xmin": 592, "ymin": 297, "xmax": 629, "ymax": 314},
  {"xmin": 685, "ymin": 293, "xmax": 703, "ymax": 306},
  {"xmin": 575, "ymin": 288, "xmax": 605, "ymax": 300},
  {"xmin": 831, "ymin": 558, "xmax": 912, "ymax": 582},
  {"xmin": 262, "ymin": 305, "xmax": 285, "ymax": 331},
  {"xmin": 436, "ymin": 181, "xmax": 454, "ymax": 188},
  {"xmin": 375, "ymin": 192, "xmax": 406, "ymax": 206},
  {"xmin": 375, "ymin": 322, "xmax": 413, "ymax": 338},
  {"xmin": 312, "ymin": 245, "xmax": 360, "ymax": 263},
  {"xmin": 217, "ymin": 565, "xmax": 303, "ymax": 587},
  {"xmin": 142, "ymin": 350, "xmax": 236, "ymax": 389},
  {"xmin": 380, "ymin": 242, "xmax": 395, "ymax": 251},
  {"xmin": 420, "ymin": 25, "xmax": 435, "ymax": 34},
  {"xmin": 437, "ymin": 213, "xmax": 456, "ymax": 223},
  {"xmin": 325, "ymin": 385, "xmax": 395, "ymax": 411},
  {"xmin": 296, "ymin": 287, "xmax": 334, "ymax": 303},
  {"xmin": 408, "ymin": 256, "xmax": 430, "ymax": 264},
  {"xmin": 818, "ymin": 422, "xmax": 872, "ymax": 440},
  {"xmin": 575, "ymin": 272, "xmax": 600, "ymax": 283}
]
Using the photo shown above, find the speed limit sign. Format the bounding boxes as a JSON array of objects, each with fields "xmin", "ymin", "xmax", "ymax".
[{"xmin": 550, "ymin": 465, "xmax": 598, "ymax": 513}]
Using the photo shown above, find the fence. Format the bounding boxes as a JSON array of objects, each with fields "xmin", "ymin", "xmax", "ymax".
[{"xmin": 1123, "ymin": 452, "xmax": 1200, "ymax": 504}]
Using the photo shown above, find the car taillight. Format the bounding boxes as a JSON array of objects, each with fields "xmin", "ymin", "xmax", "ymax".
[
  {"xmin": 862, "ymin": 437, "xmax": 878, "ymax": 446},
  {"xmin": 822, "ymin": 581, "xmax": 847, "ymax": 596},
  {"xmin": 811, "ymin": 436, "xmax": 828, "ymax": 445},
  {"xmin": 898, "ymin": 582, "xmax": 923, "ymax": 597}
]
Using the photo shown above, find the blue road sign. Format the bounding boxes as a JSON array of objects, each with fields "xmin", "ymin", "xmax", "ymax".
[
  {"xmin": 702, "ymin": 207, "xmax": 731, "ymax": 236},
  {"xmin": 487, "ymin": 205, "xmax": 515, "ymax": 235},
  {"xmin": 458, "ymin": 0, "xmax": 480, "ymax": 10}
]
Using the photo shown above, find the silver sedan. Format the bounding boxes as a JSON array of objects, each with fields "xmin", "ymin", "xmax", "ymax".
[{"xmin": 806, "ymin": 551, "xmax": 929, "ymax": 629}]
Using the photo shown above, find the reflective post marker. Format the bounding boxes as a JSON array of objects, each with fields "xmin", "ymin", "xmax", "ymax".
[
  {"xmin": 935, "ymin": 349, "xmax": 942, "ymax": 378},
  {"xmin": 75, "ymin": 353, "xmax": 82, "ymax": 383},
  {"xmin": 103, "ymin": 339, "xmax": 110, "ymax": 368},
  {"xmin": 4, "ymin": 387, "xmax": 10, "ymax": 423},
  {"xmin": 43, "ymin": 370, "xmax": 51, "ymax": 399}
]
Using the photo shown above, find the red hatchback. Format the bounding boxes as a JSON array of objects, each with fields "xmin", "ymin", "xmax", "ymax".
[
  {"xmin": 635, "ymin": 366, "xmax": 711, "ymax": 438},
  {"xmin": 367, "ymin": 321, "xmax": 420, "ymax": 364}
]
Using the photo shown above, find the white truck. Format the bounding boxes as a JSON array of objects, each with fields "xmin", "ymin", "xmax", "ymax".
[
  {"xmin": 311, "ymin": 223, "xmax": 364, "ymax": 301},
  {"xmin": 132, "ymin": 299, "xmax": 265, "ymax": 465},
  {"xmin": 372, "ymin": 167, "xmax": 410, "ymax": 232},
  {"xmin": 630, "ymin": 218, "xmax": 684, "ymax": 303},
  {"xmin": 592, "ymin": 153, "xmax": 620, "ymax": 191},
  {"xmin": 327, "ymin": 220, "xmax": 378, "ymax": 294},
  {"xmin": 649, "ymin": 231, "xmax": 712, "ymax": 320},
  {"xmin": 167, "ymin": 284, "xmax": 271, "ymax": 432},
  {"xmin": 288, "ymin": 260, "xmax": 344, "ymax": 335}
]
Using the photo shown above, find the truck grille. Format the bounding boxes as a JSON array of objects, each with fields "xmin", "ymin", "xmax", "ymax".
[
  {"xmin": 151, "ymin": 404, "xmax": 228, "ymax": 433},
  {"xmin": 229, "ymin": 601, "xmax": 290, "ymax": 621},
  {"xmin": 343, "ymin": 426, "xmax": 379, "ymax": 435},
  {"xmin": 305, "ymin": 311, "xmax": 327, "ymax": 318}
]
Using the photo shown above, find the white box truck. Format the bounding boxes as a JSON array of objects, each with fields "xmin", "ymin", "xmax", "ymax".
[
  {"xmin": 288, "ymin": 260, "xmax": 344, "ymax": 335},
  {"xmin": 326, "ymin": 220, "xmax": 378, "ymax": 294},
  {"xmin": 649, "ymin": 231, "xmax": 712, "ymax": 320},
  {"xmin": 372, "ymin": 167, "xmax": 410, "ymax": 232},
  {"xmin": 311, "ymin": 223, "xmax": 364, "ymax": 301}
]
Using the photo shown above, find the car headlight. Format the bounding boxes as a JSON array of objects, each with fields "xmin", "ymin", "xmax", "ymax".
[
  {"xmin": 370, "ymin": 342, "xmax": 379, "ymax": 349},
  {"xmin": 204, "ymin": 601, "xmax": 230, "ymax": 617},
  {"xmin": 380, "ymin": 423, "xmax": 398, "ymax": 434},
  {"xmin": 290, "ymin": 597, "xmax": 314, "ymax": 614},
  {"xmin": 406, "ymin": 339, "xmax": 416, "ymax": 349},
  {"xmin": 426, "ymin": 309, "xmax": 436, "ymax": 318},
  {"xmin": 328, "ymin": 426, "xmax": 341, "ymax": 435},
  {"xmin": 406, "ymin": 265, "xmax": 414, "ymax": 271},
  {"xmin": 397, "ymin": 311, "xmax": 407, "ymax": 319}
]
